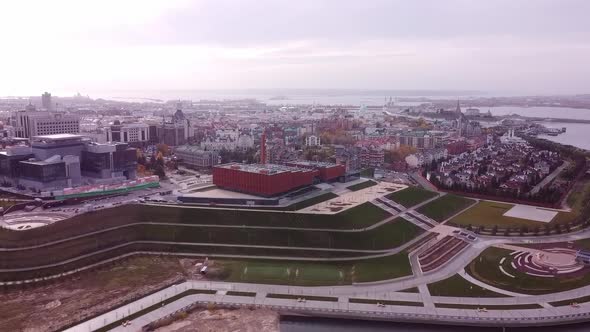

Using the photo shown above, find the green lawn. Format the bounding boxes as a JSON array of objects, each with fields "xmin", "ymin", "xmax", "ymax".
[
  {"xmin": 416, "ymin": 194, "xmax": 475, "ymax": 222},
  {"xmin": 242, "ymin": 265, "xmax": 291, "ymax": 283},
  {"xmin": 552, "ymin": 176, "xmax": 590, "ymax": 225},
  {"xmin": 283, "ymin": 192, "xmax": 339, "ymax": 211},
  {"xmin": 398, "ymin": 287, "xmax": 419, "ymax": 293},
  {"xmin": 352, "ymin": 251, "xmax": 412, "ymax": 283},
  {"xmin": 346, "ymin": 180, "xmax": 377, "ymax": 191},
  {"xmin": 467, "ymin": 246, "xmax": 590, "ymax": 295},
  {"xmin": 219, "ymin": 251, "xmax": 412, "ymax": 286},
  {"xmin": 144, "ymin": 216, "xmax": 421, "ymax": 251},
  {"xmin": 385, "ymin": 187, "xmax": 438, "ymax": 208},
  {"xmin": 427, "ymin": 273, "xmax": 508, "ymax": 298},
  {"xmin": 136, "ymin": 201, "xmax": 392, "ymax": 230},
  {"xmin": 225, "ymin": 291, "xmax": 256, "ymax": 297},
  {"xmin": 449, "ymin": 201, "xmax": 547, "ymax": 228}
]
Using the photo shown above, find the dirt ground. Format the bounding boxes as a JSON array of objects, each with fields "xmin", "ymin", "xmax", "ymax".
[
  {"xmin": 0, "ymin": 256, "xmax": 192, "ymax": 332},
  {"xmin": 153, "ymin": 308, "xmax": 279, "ymax": 332}
]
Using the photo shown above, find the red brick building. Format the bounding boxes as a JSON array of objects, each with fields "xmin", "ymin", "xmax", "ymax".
[
  {"xmin": 213, "ymin": 163, "xmax": 319, "ymax": 197},
  {"xmin": 283, "ymin": 161, "xmax": 345, "ymax": 182}
]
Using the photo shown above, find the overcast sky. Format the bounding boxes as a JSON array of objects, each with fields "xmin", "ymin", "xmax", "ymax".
[{"xmin": 1, "ymin": 0, "xmax": 589, "ymax": 96}]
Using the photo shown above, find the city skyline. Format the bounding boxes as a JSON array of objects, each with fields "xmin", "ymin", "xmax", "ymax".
[{"xmin": 1, "ymin": 0, "xmax": 590, "ymax": 96}]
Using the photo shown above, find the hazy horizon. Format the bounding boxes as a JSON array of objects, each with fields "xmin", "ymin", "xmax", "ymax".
[{"xmin": 1, "ymin": 0, "xmax": 589, "ymax": 96}]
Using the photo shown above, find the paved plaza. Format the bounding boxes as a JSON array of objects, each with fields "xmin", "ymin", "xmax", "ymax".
[
  {"xmin": 503, "ymin": 204, "xmax": 559, "ymax": 223},
  {"xmin": 299, "ymin": 182, "xmax": 407, "ymax": 214}
]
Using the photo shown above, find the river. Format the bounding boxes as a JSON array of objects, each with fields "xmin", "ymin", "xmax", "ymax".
[{"xmin": 280, "ymin": 316, "xmax": 590, "ymax": 331}]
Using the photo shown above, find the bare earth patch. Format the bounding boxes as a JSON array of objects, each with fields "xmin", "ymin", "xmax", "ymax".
[
  {"xmin": 0, "ymin": 256, "xmax": 189, "ymax": 332},
  {"xmin": 154, "ymin": 308, "xmax": 279, "ymax": 332}
]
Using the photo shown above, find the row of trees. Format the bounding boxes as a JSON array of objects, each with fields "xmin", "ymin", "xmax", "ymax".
[
  {"xmin": 429, "ymin": 175, "xmax": 564, "ymax": 205},
  {"xmin": 524, "ymin": 136, "xmax": 589, "ymax": 181},
  {"xmin": 137, "ymin": 148, "xmax": 166, "ymax": 178}
]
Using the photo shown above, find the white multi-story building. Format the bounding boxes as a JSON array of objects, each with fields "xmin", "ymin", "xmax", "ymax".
[
  {"xmin": 236, "ymin": 134, "xmax": 255, "ymax": 149},
  {"xmin": 405, "ymin": 148, "xmax": 448, "ymax": 168},
  {"xmin": 200, "ymin": 139, "xmax": 237, "ymax": 151},
  {"xmin": 12, "ymin": 111, "xmax": 80, "ymax": 138},
  {"xmin": 305, "ymin": 135, "xmax": 321, "ymax": 147},
  {"xmin": 106, "ymin": 122, "xmax": 150, "ymax": 144}
]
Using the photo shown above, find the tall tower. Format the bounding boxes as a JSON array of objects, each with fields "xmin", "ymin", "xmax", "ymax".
[
  {"xmin": 42, "ymin": 92, "xmax": 53, "ymax": 111},
  {"xmin": 260, "ymin": 130, "xmax": 267, "ymax": 164},
  {"xmin": 456, "ymin": 99, "xmax": 461, "ymax": 114}
]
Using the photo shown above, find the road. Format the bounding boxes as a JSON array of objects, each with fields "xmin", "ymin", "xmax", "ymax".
[{"xmin": 529, "ymin": 160, "xmax": 570, "ymax": 195}]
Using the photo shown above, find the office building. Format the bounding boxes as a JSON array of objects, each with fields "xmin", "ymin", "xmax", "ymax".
[
  {"xmin": 397, "ymin": 131, "xmax": 439, "ymax": 149},
  {"xmin": 106, "ymin": 121, "xmax": 150, "ymax": 146},
  {"xmin": 175, "ymin": 145, "xmax": 220, "ymax": 168},
  {"xmin": 12, "ymin": 111, "xmax": 80, "ymax": 138},
  {"xmin": 305, "ymin": 135, "xmax": 321, "ymax": 147},
  {"xmin": 0, "ymin": 134, "xmax": 137, "ymax": 192},
  {"xmin": 157, "ymin": 108, "xmax": 190, "ymax": 146}
]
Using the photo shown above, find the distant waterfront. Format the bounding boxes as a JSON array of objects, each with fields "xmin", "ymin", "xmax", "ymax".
[
  {"xmin": 538, "ymin": 122, "xmax": 590, "ymax": 151},
  {"xmin": 487, "ymin": 106, "xmax": 590, "ymax": 121},
  {"xmin": 88, "ymin": 89, "xmax": 481, "ymax": 106},
  {"xmin": 484, "ymin": 106, "xmax": 590, "ymax": 151}
]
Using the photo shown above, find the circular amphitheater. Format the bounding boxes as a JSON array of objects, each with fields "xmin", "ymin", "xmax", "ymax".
[
  {"xmin": 2, "ymin": 211, "xmax": 70, "ymax": 230},
  {"xmin": 507, "ymin": 248, "xmax": 585, "ymax": 277}
]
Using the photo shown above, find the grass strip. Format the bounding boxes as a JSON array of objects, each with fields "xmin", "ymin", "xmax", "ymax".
[
  {"xmin": 266, "ymin": 293, "xmax": 338, "ymax": 302},
  {"xmin": 346, "ymin": 180, "xmax": 377, "ymax": 191},
  {"xmin": 349, "ymin": 298, "xmax": 423, "ymax": 307},
  {"xmin": 225, "ymin": 291, "xmax": 256, "ymax": 297},
  {"xmin": 434, "ymin": 303, "xmax": 542, "ymax": 310}
]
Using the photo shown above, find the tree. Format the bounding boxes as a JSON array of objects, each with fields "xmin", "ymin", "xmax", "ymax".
[
  {"xmin": 154, "ymin": 164, "xmax": 166, "ymax": 179},
  {"xmin": 156, "ymin": 143, "xmax": 170, "ymax": 156}
]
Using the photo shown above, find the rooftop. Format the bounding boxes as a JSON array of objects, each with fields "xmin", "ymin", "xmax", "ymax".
[
  {"xmin": 215, "ymin": 162, "xmax": 312, "ymax": 175},
  {"xmin": 32, "ymin": 133, "xmax": 83, "ymax": 141}
]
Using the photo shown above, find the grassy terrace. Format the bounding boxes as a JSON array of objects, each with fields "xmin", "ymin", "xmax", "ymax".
[
  {"xmin": 0, "ymin": 201, "xmax": 393, "ymax": 247},
  {"xmin": 346, "ymin": 180, "xmax": 377, "ymax": 191},
  {"xmin": 385, "ymin": 187, "xmax": 438, "ymax": 208},
  {"xmin": 449, "ymin": 201, "xmax": 548, "ymax": 228},
  {"xmin": 467, "ymin": 246, "xmax": 590, "ymax": 295},
  {"xmin": 139, "ymin": 201, "xmax": 392, "ymax": 230},
  {"xmin": 427, "ymin": 273, "xmax": 507, "ymax": 298},
  {"xmin": 219, "ymin": 251, "xmax": 412, "ymax": 286},
  {"xmin": 140, "ymin": 216, "xmax": 422, "ymax": 251},
  {"xmin": 0, "ymin": 217, "xmax": 421, "ymax": 272},
  {"xmin": 416, "ymin": 194, "xmax": 475, "ymax": 222}
]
